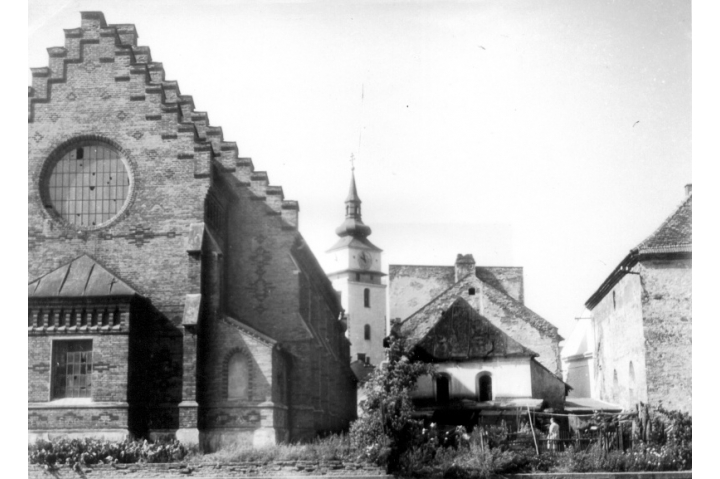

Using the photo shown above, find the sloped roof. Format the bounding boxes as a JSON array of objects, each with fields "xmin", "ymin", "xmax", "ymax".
[
  {"xmin": 635, "ymin": 194, "xmax": 692, "ymax": 254},
  {"xmin": 327, "ymin": 235, "xmax": 382, "ymax": 253},
  {"xmin": 398, "ymin": 274, "xmax": 561, "ymax": 350},
  {"xmin": 397, "ymin": 295, "xmax": 538, "ymax": 359},
  {"xmin": 407, "ymin": 297, "xmax": 537, "ymax": 361},
  {"xmin": 28, "ymin": 255, "xmax": 136, "ymax": 298},
  {"xmin": 585, "ymin": 193, "xmax": 692, "ymax": 310}
]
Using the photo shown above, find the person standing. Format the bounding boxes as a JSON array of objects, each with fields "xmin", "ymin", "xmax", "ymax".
[{"xmin": 548, "ymin": 417, "xmax": 560, "ymax": 452}]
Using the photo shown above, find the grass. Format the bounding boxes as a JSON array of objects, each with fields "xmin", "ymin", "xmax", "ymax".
[{"xmin": 189, "ymin": 434, "xmax": 356, "ymax": 464}]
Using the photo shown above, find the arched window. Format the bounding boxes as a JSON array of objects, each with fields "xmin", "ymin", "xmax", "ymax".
[
  {"xmin": 364, "ymin": 324, "xmax": 371, "ymax": 340},
  {"xmin": 435, "ymin": 374, "xmax": 450, "ymax": 404},
  {"xmin": 227, "ymin": 352, "xmax": 249, "ymax": 399},
  {"xmin": 478, "ymin": 373, "xmax": 492, "ymax": 402},
  {"xmin": 364, "ymin": 288, "xmax": 370, "ymax": 308}
]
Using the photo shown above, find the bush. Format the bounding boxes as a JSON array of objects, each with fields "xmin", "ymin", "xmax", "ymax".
[
  {"xmin": 349, "ymin": 334, "xmax": 433, "ymax": 471},
  {"xmin": 28, "ymin": 437, "xmax": 188, "ymax": 470},
  {"xmin": 393, "ymin": 405, "xmax": 692, "ymax": 477}
]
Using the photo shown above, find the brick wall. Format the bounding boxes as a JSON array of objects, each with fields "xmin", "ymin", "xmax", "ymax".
[
  {"xmin": 28, "ymin": 334, "xmax": 129, "ymax": 404},
  {"xmin": 29, "ymin": 12, "xmax": 356, "ymax": 446},
  {"xmin": 28, "ymin": 13, "xmax": 208, "ymax": 438}
]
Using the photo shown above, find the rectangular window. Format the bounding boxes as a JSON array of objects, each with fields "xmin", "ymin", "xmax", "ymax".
[{"xmin": 52, "ymin": 340, "xmax": 93, "ymax": 399}]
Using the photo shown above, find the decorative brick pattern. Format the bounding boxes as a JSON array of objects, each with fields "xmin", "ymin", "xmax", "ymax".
[{"xmin": 28, "ymin": 11, "xmax": 356, "ymax": 447}]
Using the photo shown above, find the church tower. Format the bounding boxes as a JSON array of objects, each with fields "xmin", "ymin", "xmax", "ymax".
[{"xmin": 328, "ymin": 170, "xmax": 387, "ymax": 367}]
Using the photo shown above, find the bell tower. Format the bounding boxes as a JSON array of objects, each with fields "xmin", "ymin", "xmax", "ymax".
[{"xmin": 327, "ymin": 168, "xmax": 386, "ymax": 367}]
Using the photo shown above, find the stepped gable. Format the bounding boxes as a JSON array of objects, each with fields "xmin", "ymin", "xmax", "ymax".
[
  {"xmin": 411, "ymin": 297, "xmax": 538, "ymax": 361},
  {"xmin": 28, "ymin": 11, "xmax": 298, "ymax": 229}
]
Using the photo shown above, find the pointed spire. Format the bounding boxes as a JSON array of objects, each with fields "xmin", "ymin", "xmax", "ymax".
[
  {"xmin": 346, "ymin": 170, "xmax": 361, "ymax": 204},
  {"xmin": 335, "ymin": 161, "xmax": 372, "ymax": 238}
]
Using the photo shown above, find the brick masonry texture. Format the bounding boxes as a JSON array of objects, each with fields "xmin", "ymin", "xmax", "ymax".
[{"xmin": 28, "ymin": 12, "xmax": 356, "ymax": 447}]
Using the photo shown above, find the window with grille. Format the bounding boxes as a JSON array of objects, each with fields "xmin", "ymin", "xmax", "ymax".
[
  {"xmin": 51, "ymin": 340, "xmax": 93, "ymax": 399},
  {"xmin": 43, "ymin": 142, "xmax": 131, "ymax": 228}
]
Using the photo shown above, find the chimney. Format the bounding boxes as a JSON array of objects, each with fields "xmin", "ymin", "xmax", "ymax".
[
  {"xmin": 685, "ymin": 184, "xmax": 692, "ymax": 197},
  {"xmin": 455, "ymin": 254, "xmax": 476, "ymax": 282}
]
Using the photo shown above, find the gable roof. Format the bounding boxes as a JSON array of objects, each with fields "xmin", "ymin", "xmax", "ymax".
[
  {"xmin": 398, "ymin": 274, "xmax": 561, "ymax": 350},
  {"xmin": 28, "ymin": 255, "xmax": 137, "ymax": 298},
  {"xmin": 585, "ymin": 193, "xmax": 692, "ymax": 310},
  {"xmin": 406, "ymin": 297, "xmax": 537, "ymax": 361},
  {"xmin": 635, "ymin": 194, "xmax": 692, "ymax": 254}
]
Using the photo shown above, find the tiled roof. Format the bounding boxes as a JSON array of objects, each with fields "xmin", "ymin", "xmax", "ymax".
[
  {"xmin": 635, "ymin": 194, "xmax": 692, "ymax": 254},
  {"xmin": 28, "ymin": 255, "xmax": 136, "ymax": 298},
  {"xmin": 404, "ymin": 297, "xmax": 538, "ymax": 361},
  {"xmin": 398, "ymin": 274, "xmax": 560, "ymax": 351},
  {"xmin": 585, "ymin": 193, "xmax": 692, "ymax": 310}
]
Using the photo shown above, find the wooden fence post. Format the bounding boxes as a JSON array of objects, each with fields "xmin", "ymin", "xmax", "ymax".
[{"xmin": 527, "ymin": 406, "xmax": 539, "ymax": 456}]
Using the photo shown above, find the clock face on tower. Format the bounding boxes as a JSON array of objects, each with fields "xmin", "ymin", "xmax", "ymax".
[{"xmin": 358, "ymin": 251, "xmax": 373, "ymax": 270}]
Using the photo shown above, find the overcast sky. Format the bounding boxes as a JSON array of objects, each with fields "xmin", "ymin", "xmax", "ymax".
[{"xmin": 28, "ymin": 0, "xmax": 692, "ymax": 338}]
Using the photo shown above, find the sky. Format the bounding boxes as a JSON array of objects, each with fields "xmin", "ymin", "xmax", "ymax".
[{"xmin": 27, "ymin": 0, "xmax": 693, "ymax": 340}]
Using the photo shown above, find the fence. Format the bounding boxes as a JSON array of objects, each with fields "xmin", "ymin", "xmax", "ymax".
[{"xmin": 472, "ymin": 409, "xmax": 637, "ymax": 454}]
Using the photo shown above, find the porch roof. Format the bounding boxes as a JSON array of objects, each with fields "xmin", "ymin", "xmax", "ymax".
[{"xmin": 28, "ymin": 255, "xmax": 137, "ymax": 298}]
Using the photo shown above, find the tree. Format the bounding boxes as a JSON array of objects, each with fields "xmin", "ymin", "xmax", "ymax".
[{"xmin": 349, "ymin": 334, "xmax": 433, "ymax": 471}]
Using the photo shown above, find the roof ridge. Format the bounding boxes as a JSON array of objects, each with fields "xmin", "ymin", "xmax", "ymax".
[{"xmin": 400, "ymin": 273, "xmax": 561, "ymax": 340}]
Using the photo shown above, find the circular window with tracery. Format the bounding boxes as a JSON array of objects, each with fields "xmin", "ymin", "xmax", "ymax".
[{"xmin": 42, "ymin": 141, "xmax": 132, "ymax": 228}]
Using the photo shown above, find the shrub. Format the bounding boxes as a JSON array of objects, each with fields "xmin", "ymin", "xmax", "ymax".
[
  {"xmin": 28, "ymin": 437, "xmax": 188, "ymax": 470},
  {"xmin": 349, "ymin": 334, "xmax": 433, "ymax": 471}
]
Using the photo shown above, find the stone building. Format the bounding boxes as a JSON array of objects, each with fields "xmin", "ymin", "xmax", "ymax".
[
  {"xmin": 580, "ymin": 186, "xmax": 692, "ymax": 413},
  {"xmin": 390, "ymin": 254, "xmax": 564, "ymax": 376},
  {"xmin": 389, "ymin": 255, "xmax": 567, "ymax": 424},
  {"xmin": 397, "ymin": 297, "xmax": 567, "ymax": 425},
  {"xmin": 28, "ymin": 12, "xmax": 356, "ymax": 449}
]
